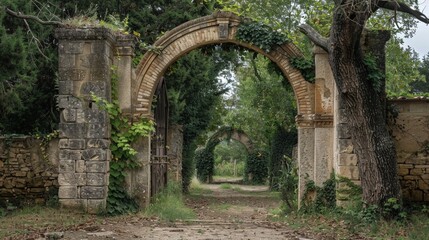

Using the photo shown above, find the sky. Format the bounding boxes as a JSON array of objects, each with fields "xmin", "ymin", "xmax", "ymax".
[{"xmin": 402, "ymin": 1, "xmax": 429, "ymax": 57}]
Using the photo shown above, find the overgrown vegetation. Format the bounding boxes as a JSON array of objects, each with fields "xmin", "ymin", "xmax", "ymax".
[
  {"xmin": 236, "ymin": 21, "xmax": 289, "ymax": 52},
  {"xmin": 92, "ymin": 68, "xmax": 154, "ymax": 215},
  {"xmin": 244, "ymin": 151, "xmax": 268, "ymax": 184},
  {"xmin": 144, "ymin": 183, "xmax": 195, "ymax": 221}
]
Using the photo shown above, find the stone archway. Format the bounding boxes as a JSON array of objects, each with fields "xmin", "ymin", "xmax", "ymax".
[
  {"xmin": 133, "ymin": 11, "xmax": 314, "ymax": 117},
  {"xmin": 208, "ymin": 126, "xmax": 254, "ymax": 153},
  {"xmin": 131, "ymin": 11, "xmax": 336, "ymax": 206}
]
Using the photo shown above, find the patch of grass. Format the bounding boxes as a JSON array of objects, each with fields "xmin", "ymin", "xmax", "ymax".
[
  {"xmin": 189, "ymin": 177, "xmax": 213, "ymax": 195},
  {"xmin": 220, "ymin": 183, "xmax": 232, "ymax": 189},
  {"xmin": 0, "ymin": 206, "xmax": 95, "ymax": 239},
  {"xmin": 144, "ymin": 183, "xmax": 196, "ymax": 221},
  {"xmin": 212, "ymin": 203, "xmax": 232, "ymax": 211},
  {"xmin": 273, "ymin": 204, "xmax": 429, "ymax": 240}
]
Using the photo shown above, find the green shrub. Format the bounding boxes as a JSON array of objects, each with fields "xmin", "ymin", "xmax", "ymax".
[
  {"xmin": 244, "ymin": 151, "xmax": 268, "ymax": 184},
  {"xmin": 214, "ymin": 160, "xmax": 245, "ymax": 177}
]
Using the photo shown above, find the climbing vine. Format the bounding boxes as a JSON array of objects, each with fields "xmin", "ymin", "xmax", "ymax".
[
  {"xmin": 290, "ymin": 57, "xmax": 315, "ymax": 83},
  {"xmin": 236, "ymin": 21, "xmax": 289, "ymax": 53},
  {"xmin": 301, "ymin": 172, "xmax": 336, "ymax": 213},
  {"xmin": 35, "ymin": 130, "xmax": 59, "ymax": 163},
  {"xmin": 92, "ymin": 67, "xmax": 154, "ymax": 215}
]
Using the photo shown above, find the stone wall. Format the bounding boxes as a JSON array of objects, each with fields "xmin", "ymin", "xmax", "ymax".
[
  {"xmin": 390, "ymin": 99, "xmax": 429, "ymax": 202},
  {"xmin": 0, "ymin": 137, "xmax": 58, "ymax": 205}
]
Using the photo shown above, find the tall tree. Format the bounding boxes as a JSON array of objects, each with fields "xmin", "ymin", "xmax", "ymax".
[{"xmin": 299, "ymin": 1, "xmax": 429, "ymax": 207}]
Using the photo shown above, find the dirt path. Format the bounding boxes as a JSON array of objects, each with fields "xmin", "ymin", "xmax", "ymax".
[{"xmin": 61, "ymin": 183, "xmax": 319, "ymax": 240}]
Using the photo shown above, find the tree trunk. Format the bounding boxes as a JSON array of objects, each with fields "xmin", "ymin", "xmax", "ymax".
[{"xmin": 328, "ymin": 3, "xmax": 401, "ymax": 207}]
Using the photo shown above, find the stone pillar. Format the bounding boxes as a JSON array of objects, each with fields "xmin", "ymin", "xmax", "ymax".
[
  {"xmin": 129, "ymin": 136, "xmax": 151, "ymax": 208},
  {"xmin": 55, "ymin": 28, "xmax": 115, "ymax": 213},
  {"xmin": 167, "ymin": 125, "xmax": 183, "ymax": 183},
  {"xmin": 296, "ymin": 122, "xmax": 315, "ymax": 207},
  {"xmin": 114, "ymin": 35, "xmax": 136, "ymax": 112},
  {"xmin": 313, "ymin": 47, "xmax": 335, "ymax": 185}
]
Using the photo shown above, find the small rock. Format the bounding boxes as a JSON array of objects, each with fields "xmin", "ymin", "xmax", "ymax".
[
  {"xmin": 44, "ymin": 232, "xmax": 64, "ymax": 240},
  {"xmin": 87, "ymin": 231, "xmax": 115, "ymax": 237}
]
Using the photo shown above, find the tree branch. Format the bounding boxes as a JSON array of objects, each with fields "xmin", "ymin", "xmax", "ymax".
[
  {"xmin": 5, "ymin": 7, "xmax": 65, "ymax": 27},
  {"xmin": 298, "ymin": 24, "xmax": 329, "ymax": 52},
  {"xmin": 378, "ymin": 0, "xmax": 429, "ymax": 24}
]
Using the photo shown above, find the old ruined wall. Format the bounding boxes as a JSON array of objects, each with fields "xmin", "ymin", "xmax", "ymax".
[
  {"xmin": 0, "ymin": 137, "xmax": 59, "ymax": 205},
  {"xmin": 389, "ymin": 99, "xmax": 429, "ymax": 202}
]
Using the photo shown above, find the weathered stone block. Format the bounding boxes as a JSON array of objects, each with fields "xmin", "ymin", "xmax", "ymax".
[
  {"xmin": 87, "ymin": 173, "xmax": 106, "ymax": 186},
  {"xmin": 58, "ymin": 81, "xmax": 73, "ymax": 95},
  {"xmin": 76, "ymin": 160, "xmax": 86, "ymax": 173},
  {"xmin": 338, "ymin": 140, "xmax": 354, "ymax": 154},
  {"xmin": 87, "ymin": 124, "xmax": 109, "ymax": 138},
  {"xmin": 58, "ymin": 186, "xmax": 77, "ymax": 199},
  {"xmin": 397, "ymin": 167, "xmax": 409, "ymax": 176},
  {"xmin": 90, "ymin": 67, "xmax": 110, "ymax": 82},
  {"xmin": 59, "ymin": 42, "xmax": 84, "ymax": 54},
  {"xmin": 61, "ymin": 109, "xmax": 77, "ymax": 122},
  {"xmin": 76, "ymin": 173, "xmax": 86, "ymax": 186},
  {"xmin": 411, "ymin": 190, "xmax": 423, "ymax": 201},
  {"xmin": 57, "ymin": 96, "xmax": 83, "ymax": 109},
  {"xmin": 337, "ymin": 124, "xmax": 351, "ymax": 139},
  {"xmin": 58, "ymin": 173, "xmax": 77, "ymax": 185},
  {"xmin": 86, "ymin": 161, "xmax": 107, "ymax": 173},
  {"xmin": 87, "ymin": 199, "xmax": 106, "ymax": 214},
  {"xmin": 59, "ymin": 68, "xmax": 87, "ymax": 82},
  {"xmin": 338, "ymin": 166, "xmax": 360, "ymax": 180},
  {"xmin": 80, "ymin": 81, "xmax": 107, "ymax": 97},
  {"xmin": 59, "ymin": 123, "xmax": 87, "ymax": 138},
  {"xmin": 82, "ymin": 149, "xmax": 107, "ymax": 161},
  {"xmin": 59, "ymin": 199, "xmax": 87, "ymax": 210},
  {"xmin": 59, "ymin": 160, "xmax": 75, "ymax": 172},
  {"xmin": 411, "ymin": 168, "xmax": 424, "ymax": 176},
  {"xmin": 59, "ymin": 150, "xmax": 82, "ymax": 161},
  {"xmin": 87, "ymin": 139, "xmax": 110, "ymax": 149},
  {"xmin": 80, "ymin": 186, "xmax": 106, "ymax": 199},
  {"xmin": 339, "ymin": 153, "xmax": 357, "ymax": 166},
  {"xmin": 59, "ymin": 54, "xmax": 76, "ymax": 68},
  {"xmin": 418, "ymin": 180, "xmax": 429, "ymax": 190},
  {"xmin": 85, "ymin": 109, "xmax": 108, "ymax": 124}
]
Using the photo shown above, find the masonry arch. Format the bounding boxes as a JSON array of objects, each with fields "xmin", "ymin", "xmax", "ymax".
[
  {"xmin": 130, "ymin": 11, "xmax": 335, "ymax": 207},
  {"xmin": 196, "ymin": 126, "xmax": 259, "ymax": 183},
  {"xmin": 133, "ymin": 11, "xmax": 314, "ymax": 118}
]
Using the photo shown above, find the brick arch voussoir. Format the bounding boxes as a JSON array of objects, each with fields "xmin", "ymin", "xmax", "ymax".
[{"xmin": 134, "ymin": 11, "xmax": 314, "ymax": 118}]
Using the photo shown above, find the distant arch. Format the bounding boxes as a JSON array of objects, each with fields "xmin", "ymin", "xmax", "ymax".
[{"xmin": 208, "ymin": 126, "xmax": 254, "ymax": 153}]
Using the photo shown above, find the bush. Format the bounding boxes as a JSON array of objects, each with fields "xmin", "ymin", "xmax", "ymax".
[
  {"xmin": 244, "ymin": 151, "xmax": 268, "ymax": 184},
  {"xmin": 195, "ymin": 147, "xmax": 215, "ymax": 183}
]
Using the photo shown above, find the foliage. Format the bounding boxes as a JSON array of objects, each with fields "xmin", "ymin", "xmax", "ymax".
[
  {"xmin": 363, "ymin": 54, "xmax": 385, "ymax": 93},
  {"xmin": 269, "ymin": 125, "xmax": 297, "ymax": 190},
  {"xmin": 92, "ymin": 68, "xmax": 154, "ymax": 215},
  {"xmin": 277, "ymin": 156, "xmax": 298, "ymax": 211},
  {"xmin": 0, "ymin": 0, "xmax": 59, "ymax": 134},
  {"xmin": 411, "ymin": 52, "xmax": 429, "ymax": 93},
  {"xmin": 235, "ymin": 21, "xmax": 289, "ymax": 52},
  {"xmin": 301, "ymin": 173, "xmax": 336, "ymax": 213},
  {"xmin": 195, "ymin": 147, "xmax": 215, "ymax": 183},
  {"xmin": 244, "ymin": 151, "xmax": 268, "ymax": 184},
  {"xmin": 144, "ymin": 182, "xmax": 195, "ymax": 221},
  {"xmin": 214, "ymin": 159, "xmax": 245, "ymax": 177},
  {"xmin": 223, "ymin": 54, "xmax": 296, "ymax": 149},
  {"xmin": 289, "ymin": 57, "xmax": 315, "ymax": 83},
  {"xmin": 386, "ymin": 38, "xmax": 425, "ymax": 96},
  {"xmin": 35, "ymin": 130, "xmax": 59, "ymax": 162}
]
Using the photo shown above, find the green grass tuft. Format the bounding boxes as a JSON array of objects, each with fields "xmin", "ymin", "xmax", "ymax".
[{"xmin": 144, "ymin": 183, "xmax": 196, "ymax": 221}]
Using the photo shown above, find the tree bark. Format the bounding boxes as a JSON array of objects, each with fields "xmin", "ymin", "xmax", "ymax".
[{"xmin": 328, "ymin": 1, "xmax": 401, "ymax": 207}]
